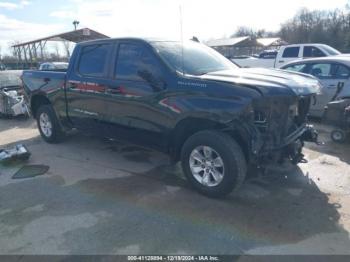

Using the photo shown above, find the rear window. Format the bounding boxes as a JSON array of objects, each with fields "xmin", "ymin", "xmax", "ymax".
[
  {"xmin": 282, "ymin": 47, "xmax": 300, "ymax": 58},
  {"xmin": 335, "ymin": 64, "xmax": 350, "ymax": 79},
  {"xmin": 78, "ymin": 44, "xmax": 111, "ymax": 77}
]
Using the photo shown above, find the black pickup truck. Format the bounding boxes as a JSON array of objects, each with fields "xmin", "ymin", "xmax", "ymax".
[{"xmin": 23, "ymin": 38, "xmax": 320, "ymax": 197}]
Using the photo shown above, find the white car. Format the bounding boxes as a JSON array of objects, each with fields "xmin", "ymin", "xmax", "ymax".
[
  {"xmin": 232, "ymin": 44, "xmax": 341, "ymax": 68},
  {"xmin": 281, "ymin": 56, "xmax": 350, "ymax": 117},
  {"xmin": 39, "ymin": 62, "xmax": 68, "ymax": 71}
]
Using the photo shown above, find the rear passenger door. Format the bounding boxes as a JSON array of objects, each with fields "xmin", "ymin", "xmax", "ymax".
[
  {"xmin": 333, "ymin": 64, "xmax": 350, "ymax": 99},
  {"xmin": 66, "ymin": 42, "xmax": 113, "ymax": 132},
  {"xmin": 307, "ymin": 63, "xmax": 339, "ymax": 116},
  {"xmin": 103, "ymin": 41, "xmax": 170, "ymax": 149}
]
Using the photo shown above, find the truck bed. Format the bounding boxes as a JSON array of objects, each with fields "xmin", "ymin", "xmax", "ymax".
[{"xmin": 22, "ymin": 70, "xmax": 66, "ymax": 94}]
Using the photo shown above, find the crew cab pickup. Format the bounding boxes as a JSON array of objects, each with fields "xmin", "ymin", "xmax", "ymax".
[
  {"xmin": 232, "ymin": 43, "xmax": 341, "ymax": 68},
  {"xmin": 23, "ymin": 38, "xmax": 320, "ymax": 197}
]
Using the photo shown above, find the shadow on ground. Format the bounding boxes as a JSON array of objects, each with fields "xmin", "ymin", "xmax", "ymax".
[{"xmin": 0, "ymin": 132, "xmax": 349, "ymax": 255}]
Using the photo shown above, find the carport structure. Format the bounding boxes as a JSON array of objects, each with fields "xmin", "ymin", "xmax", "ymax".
[{"xmin": 11, "ymin": 28, "xmax": 109, "ymax": 64}]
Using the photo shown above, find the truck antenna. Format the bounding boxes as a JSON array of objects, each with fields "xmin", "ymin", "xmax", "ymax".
[{"xmin": 179, "ymin": 5, "xmax": 185, "ymax": 75}]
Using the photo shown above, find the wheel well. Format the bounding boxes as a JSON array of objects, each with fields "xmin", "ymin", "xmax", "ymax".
[
  {"xmin": 31, "ymin": 95, "xmax": 51, "ymax": 118},
  {"xmin": 170, "ymin": 118, "xmax": 249, "ymax": 162}
]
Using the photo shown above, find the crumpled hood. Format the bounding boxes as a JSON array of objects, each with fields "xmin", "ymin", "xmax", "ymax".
[{"xmin": 199, "ymin": 68, "xmax": 321, "ymax": 96}]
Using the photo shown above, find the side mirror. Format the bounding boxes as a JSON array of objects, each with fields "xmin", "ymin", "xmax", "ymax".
[{"xmin": 138, "ymin": 70, "xmax": 166, "ymax": 92}]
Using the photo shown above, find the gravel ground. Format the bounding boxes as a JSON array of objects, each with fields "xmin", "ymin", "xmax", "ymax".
[{"xmin": 0, "ymin": 118, "xmax": 349, "ymax": 255}]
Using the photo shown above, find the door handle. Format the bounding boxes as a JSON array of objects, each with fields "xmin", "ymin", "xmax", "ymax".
[{"xmin": 279, "ymin": 60, "xmax": 285, "ymax": 63}]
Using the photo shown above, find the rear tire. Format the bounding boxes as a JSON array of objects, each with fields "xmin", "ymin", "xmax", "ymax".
[
  {"xmin": 181, "ymin": 130, "xmax": 247, "ymax": 198},
  {"xmin": 36, "ymin": 105, "xmax": 64, "ymax": 143},
  {"xmin": 331, "ymin": 129, "xmax": 346, "ymax": 143}
]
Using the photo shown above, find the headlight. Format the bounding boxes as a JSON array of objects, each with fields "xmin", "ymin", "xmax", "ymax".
[
  {"xmin": 313, "ymin": 81, "xmax": 322, "ymax": 95},
  {"xmin": 290, "ymin": 76, "xmax": 322, "ymax": 95}
]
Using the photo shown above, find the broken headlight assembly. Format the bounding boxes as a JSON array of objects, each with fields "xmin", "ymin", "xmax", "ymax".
[
  {"xmin": 252, "ymin": 99, "xmax": 271, "ymax": 132},
  {"xmin": 254, "ymin": 110, "xmax": 268, "ymax": 129}
]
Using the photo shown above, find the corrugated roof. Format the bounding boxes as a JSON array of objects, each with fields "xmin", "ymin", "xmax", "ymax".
[
  {"xmin": 206, "ymin": 36, "xmax": 250, "ymax": 47},
  {"xmin": 256, "ymin": 37, "xmax": 283, "ymax": 47},
  {"xmin": 12, "ymin": 28, "xmax": 109, "ymax": 47}
]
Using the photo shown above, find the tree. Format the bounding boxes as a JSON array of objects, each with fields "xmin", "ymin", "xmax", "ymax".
[
  {"xmin": 231, "ymin": 26, "xmax": 277, "ymax": 39},
  {"xmin": 63, "ymin": 41, "xmax": 71, "ymax": 59},
  {"xmin": 279, "ymin": 7, "xmax": 350, "ymax": 52},
  {"xmin": 53, "ymin": 43, "xmax": 60, "ymax": 58}
]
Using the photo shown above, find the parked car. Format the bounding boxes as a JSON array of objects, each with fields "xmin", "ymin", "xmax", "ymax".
[
  {"xmin": 232, "ymin": 44, "xmax": 341, "ymax": 68},
  {"xmin": 22, "ymin": 38, "xmax": 320, "ymax": 197},
  {"xmin": 252, "ymin": 50, "xmax": 278, "ymax": 59},
  {"xmin": 0, "ymin": 70, "xmax": 22, "ymax": 90},
  {"xmin": 281, "ymin": 56, "xmax": 350, "ymax": 117},
  {"xmin": 39, "ymin": 62, "xmax": 68, "ymax": 71},
  {"xmin": 0, "ymin": 70, "xmax": 29, "ymax": 117}
]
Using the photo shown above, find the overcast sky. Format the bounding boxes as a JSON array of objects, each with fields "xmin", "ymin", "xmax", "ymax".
[{"xmin": 0, "ymin": 0, "xmax": 349, "ymax": 55}]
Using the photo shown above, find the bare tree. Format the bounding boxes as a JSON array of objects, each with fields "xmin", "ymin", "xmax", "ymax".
[
  {"xmin": 53, "ymin": 43, "xmax": 60, "ymax": 59},
  {"xmin": 231, "ymin": 26, "xmax": 276, "ymax": 39},
  {"xmin": 63, "ymin": 41, "xmax": 71, "ymax": 59},
  {"xmin": 279, "ymin": 7, "xmax": 350, "ymax": 51}
]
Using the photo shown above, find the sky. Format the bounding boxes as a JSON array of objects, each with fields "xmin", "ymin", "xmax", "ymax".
[{"xmin": 0, "ymin": 0, "xmax": 349, "ymax": 55}]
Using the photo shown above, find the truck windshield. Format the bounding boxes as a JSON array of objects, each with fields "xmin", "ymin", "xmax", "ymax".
[
  {"xmin": 322, "ymin": 45, "xmax": 341, "ymax": 56},
  {"xmin": 151, "ymin": 41, "xmax": 238, "ymax": 76}
]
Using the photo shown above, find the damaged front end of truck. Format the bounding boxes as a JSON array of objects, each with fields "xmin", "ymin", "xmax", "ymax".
[
  {"xmin": 248, "ymin": 95, "xmax": 319, "ymax": 166},
  {"xmin": 224, "ymin": 71, "xmax": 322, "ymax": 167}
]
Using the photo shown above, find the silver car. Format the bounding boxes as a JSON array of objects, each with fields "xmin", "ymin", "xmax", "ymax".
[
  {"xmin": 39, "ymin": 62, "xmax": 68, "ymax": 71},
  {"xmin": 281, "ymin": 56, "xmax": 350, "ymax": 117}
]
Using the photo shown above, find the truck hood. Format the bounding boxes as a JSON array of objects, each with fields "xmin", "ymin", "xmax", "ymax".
[{"xmin": 199, "ymin": 68, "xmax": 321, "ymax": 96}]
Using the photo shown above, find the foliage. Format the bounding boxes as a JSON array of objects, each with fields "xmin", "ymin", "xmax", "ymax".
[
  {"xmin": 232, "ymin": 5, "xmax": 350, "ymax": 52},
  {"xmin": 279, "ymin": 8, "xmax": 350, "ymax": 52}
]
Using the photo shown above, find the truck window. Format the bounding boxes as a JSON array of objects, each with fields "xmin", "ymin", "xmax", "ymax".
[
  {"xmin": 115, "ymin": 43, "xmax": 161, "ymax": 81},
  {"xmin": 282, "ymin": 47, "xmax": 300, "ymax": 58},
  {"xmin": 78, "ymin": 44, "xmax": 111, "ymax": 77},
  {"xmin": 303, "ymin": 46, "xmax": 326, "ymax": 57}
]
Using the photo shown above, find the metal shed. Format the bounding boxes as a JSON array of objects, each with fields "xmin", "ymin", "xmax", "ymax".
[{"xmin": 11, "ymin": 28, "xmax": 109, "ymax": 65}]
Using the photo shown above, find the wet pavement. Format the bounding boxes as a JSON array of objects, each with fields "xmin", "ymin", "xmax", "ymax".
[{"xmin": 0, "ymin": 118, "xmax": 349, "ymax": 255}]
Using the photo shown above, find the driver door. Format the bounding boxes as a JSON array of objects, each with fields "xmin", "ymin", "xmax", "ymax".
[{"xmin": 103, "ymin": 41, "xmax": 170, "ymax": 150}]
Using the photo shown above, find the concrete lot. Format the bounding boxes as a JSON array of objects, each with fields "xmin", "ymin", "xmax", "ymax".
[{"xmin": 0, "ymin": 118, "xmax": 350, "ymax": 255}]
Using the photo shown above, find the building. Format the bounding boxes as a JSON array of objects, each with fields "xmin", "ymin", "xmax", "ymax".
[{"xmin": 206, "ymin": 36, "xmax": 287, "ymax": 58}]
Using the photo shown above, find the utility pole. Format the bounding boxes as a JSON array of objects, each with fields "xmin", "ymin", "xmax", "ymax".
[{"xmin": 73, "ymin": 20, "xmax": 80, "ymax": 30}]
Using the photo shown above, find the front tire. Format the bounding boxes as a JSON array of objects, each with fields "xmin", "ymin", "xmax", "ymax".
[
  {"xmin": 181, "ymin": 130, "xmax": 247, "ymax": 198},
  {"xmin": 36, "ymin": 105, "xmax": 64, "ymax": 143}
]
